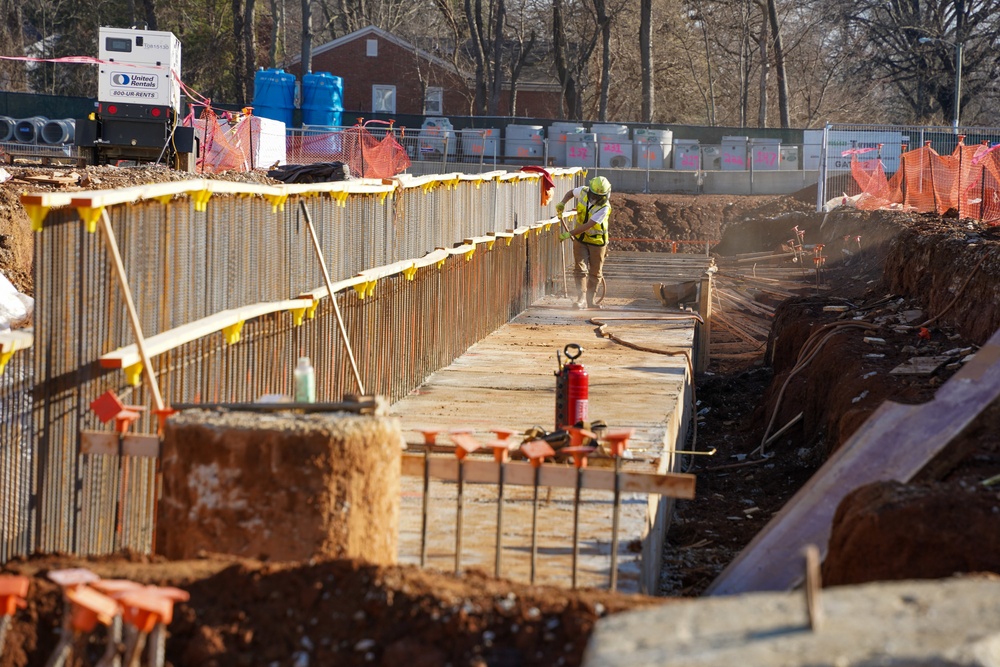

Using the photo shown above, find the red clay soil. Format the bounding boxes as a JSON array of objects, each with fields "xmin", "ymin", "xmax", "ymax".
[
  {"xmin": 823, "ymin": 477, "xmax": 1000, "ymax": 587},
  {"xmin": 0, "ymin": 555, "xmax": 659, "ymax": 667}
]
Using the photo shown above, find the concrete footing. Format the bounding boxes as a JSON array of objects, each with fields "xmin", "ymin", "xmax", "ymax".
[{"xmin": 584, "ymin": 577, "xmax": 1000, "ymax": 667}]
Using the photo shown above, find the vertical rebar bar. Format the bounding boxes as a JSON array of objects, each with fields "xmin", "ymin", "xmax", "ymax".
[
  {"xmin": 530, "ymin": 463, "xmax": 541, "ymax": 585},
  {"xmin": 455, "ymin": 459, "xmax": 464, "ymax": 574},
  {"xmin": 610, "ymin": 456, "xmax": 622, "ymax": 591},
  {"xmin": 572, "ymin": 466, "xmax": 583, "ymax": 589},
  {"xmin": 494, "ymin": 460, "xmax": 505, "ymax": 578},
  {"xmin": 420, "ymin": 448, "xmax": 429, "ymax": 568}
]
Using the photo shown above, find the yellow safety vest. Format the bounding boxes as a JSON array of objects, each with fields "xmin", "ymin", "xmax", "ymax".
[{"xmin": 575, "ymin": 193, "xmax": 611, "ymax": 246}]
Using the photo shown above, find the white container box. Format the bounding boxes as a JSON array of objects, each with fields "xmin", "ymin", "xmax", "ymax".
[
  {"xmin": 673, "ymin": 139, "xmax": 700, "ymax": 170},
  {"xmin": 721, "ymin": 136, "xmax": 748, "ymax": 170},
  {"xmin": 750, "ymin": 138, "xmax": 782, "ymax": 171},
  {"xmin": 593, "ymin": 124, "xmax": 631, "ymax": 168},
  {"xmin": 633, "ymin": 128, "xmax": 672, "ymax": 169},
  {"xmin": 505, "ymin": 124, "xmax": 544, "ymax": 159},
  {"xmin": 566, "ymin": 133, "xmax": 598, "ymax": 168},
  {"xmin": 420, "ymin": 117, "xmax": 456, "ymax": 157},
  {"xmin": 547, "ymin": 122, "xmax": 585, "ymax": 166},
  {"xmin": 460, "ymin": 128, "xmax": 499, "ymax": 159},
  {"xmin": 780, "ymin": 146, "xmax": 800, "ymax": 170}
]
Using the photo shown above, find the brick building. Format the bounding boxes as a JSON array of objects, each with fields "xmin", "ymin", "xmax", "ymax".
[{"xmin": 289, "ymin": 26, "xmax": 562, "ymax": 118}]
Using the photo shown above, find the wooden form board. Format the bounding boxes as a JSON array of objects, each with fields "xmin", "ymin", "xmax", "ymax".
[
  {"xmin": 0, "ymin": 329, "xmax": 33, "ymax": 354},
  {"xmin": 80, "ymin": 431, "xmax": 160, "ymax": 458},
  {"xmin": 401, "ymin": 454, "xmax": 696, "ymax": 498},
  {"xmin": 705, "ymin": 327, "xmax": 1000, "ymax": 596},
  {"xmin": 99, "ymin": 298, "xmax": 314, "ymax": 369}
]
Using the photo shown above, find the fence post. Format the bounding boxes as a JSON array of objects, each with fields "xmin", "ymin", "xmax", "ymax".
[{"xmin": 816, "ymin": 124, "xmax": 829, "ymax": 212}]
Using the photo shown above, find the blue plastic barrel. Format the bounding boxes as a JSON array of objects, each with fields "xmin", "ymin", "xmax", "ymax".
[
  {"xmin": 252, "ymin": 68, "xmax": 295, "ymax": 127},
  {"xmin": 302, "ymin": 72, "xmax": 344, "ymax": 127}
]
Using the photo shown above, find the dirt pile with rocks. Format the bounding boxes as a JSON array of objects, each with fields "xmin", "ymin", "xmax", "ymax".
[{"xmin": 0, "ymin": 555, "xmax": 660, "ymax": 667}]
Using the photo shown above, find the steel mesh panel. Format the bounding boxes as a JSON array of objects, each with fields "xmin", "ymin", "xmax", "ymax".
[{"xmin": 4, "ymin": 172, "xmax": 574, "ymax": 563}]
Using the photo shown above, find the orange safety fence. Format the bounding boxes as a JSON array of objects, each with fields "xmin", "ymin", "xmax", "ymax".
[
  {"xmin": 185, "ymin": 109, "xmax": 411, "ymax": 177},
  {"xmin": 850, "ymin": 138, "xmax": 1000, "ymax": 224}
]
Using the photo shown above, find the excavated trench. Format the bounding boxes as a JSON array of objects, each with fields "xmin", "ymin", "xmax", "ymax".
[{"xmin": 671, "ymin": 204, "xmax": 1000, "ymax": 593}]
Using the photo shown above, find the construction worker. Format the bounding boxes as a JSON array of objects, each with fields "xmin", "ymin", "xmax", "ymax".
[{"xmin": 556, "ymin": 176, "xmax": 612, "ymax": 310}]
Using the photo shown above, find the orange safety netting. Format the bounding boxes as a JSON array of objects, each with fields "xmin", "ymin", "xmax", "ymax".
[
  {"xmin": 185, "ymin": 109, "xmax": 410, "ymax": 177},
  {"xmin": 286, "ymin": 124, "xmax": 411, "ymax": 179},
  {"xmin": 850, "ymin": 139, "xmax": 1000, "ymax": 224}
]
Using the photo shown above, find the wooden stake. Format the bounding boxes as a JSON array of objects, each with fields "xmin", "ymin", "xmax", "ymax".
[
  {"xmin": 804, "ymin": 543, "xmax": 823, "ymax": 631},
  {"xmin": 299, "ymin": 200, "xmax": 365, "ymax": 394},
  {"xmin": 98, "ymin": 209, "xmax": 165, "ymax": 413}
]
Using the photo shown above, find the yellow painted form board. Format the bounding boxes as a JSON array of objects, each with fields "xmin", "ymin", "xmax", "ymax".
[
  {"xmin": 0, "ymin": 329, "xmax": 33, "ymax": 354},
  {"xmin": 99, "ymin": 298, "xmax": 313, "ymax": 369}
]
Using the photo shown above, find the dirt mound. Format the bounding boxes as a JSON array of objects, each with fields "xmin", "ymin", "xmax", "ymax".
[
  {"xmin": 823, "ymin": 480, "xmax": 1000, "ymax": 586},
  {"xmin": 609, "ymin": 192, "xmax": 814, "ymax": 253},
  {"xmin": 0, "ymin": 555, "xmax": 660, "ymax": 667},
  {"xmin": 663, "ymin": 204, "xmax": 1000, "ymax": 596}
]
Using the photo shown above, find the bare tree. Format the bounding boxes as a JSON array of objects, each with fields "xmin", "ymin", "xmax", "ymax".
[
  {"xmin": 640, "ymin": 0, "xmax": 653, "ymax": 122},
  {"xmin": 232, "ymin": 0, "xmax": 257, "ymax": 104},
  {"xmin": 594, "ymin": 0, "xmax": 611, "ymax": 120},
  {"xmin": 755, "ymin": 1, "xmax": 768, "ymax": 126},
  {"xmin": 266, "ymin": 0, "xmax": 283, "ymax": 66},
  {"xmin": 833, "ymin": 0, "xmax": 1000, "ymax": 124},
  {"xmin": 0, "ymin": 0, "xmax": 27, "ymax": 91},
  {"xmin": 765, "ymin": 0, "xmax": 789, "ymax": 126},
  {"xmin": 553, "ymin": 0, "xmax": 601, "ymax": 119},
  {"xmin": 301, "ymin": 0, "xmax": 312, "ymax": 73},
  {"xmin": 142, "ymin": 0, "xmax": 158, "ymax": 29}
]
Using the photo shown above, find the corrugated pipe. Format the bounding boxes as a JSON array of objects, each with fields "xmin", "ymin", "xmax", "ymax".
[
  {"xmin": 14, "ymin": 116, "xmax": 47, "ymax": 144},
  {"xmin": 41, "ymin": 119, "xmax": 75, "ymax": 145},
  {"xmin": 0, "ymin": 116, "xmax": 14, "ymax": 142}
]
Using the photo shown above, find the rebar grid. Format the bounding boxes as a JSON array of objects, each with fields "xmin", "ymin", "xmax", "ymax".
[{"xmin": 2, "ymin": 171, "xmax": 582, "ymax": 562}]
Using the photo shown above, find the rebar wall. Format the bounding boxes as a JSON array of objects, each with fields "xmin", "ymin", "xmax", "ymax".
[{"xmin": 2, "ymin": 169, "xmax": 583, "ymax": 562}]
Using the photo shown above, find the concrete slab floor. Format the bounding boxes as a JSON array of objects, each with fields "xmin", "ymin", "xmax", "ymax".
[{"xmin": 391, "ymin": 295, "xmax": 697, "ymax": 593}]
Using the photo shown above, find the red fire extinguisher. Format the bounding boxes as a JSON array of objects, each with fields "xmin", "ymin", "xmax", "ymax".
[{"xmin": 555, "ymin": 343, "xmax": 589, "ymax": 430}]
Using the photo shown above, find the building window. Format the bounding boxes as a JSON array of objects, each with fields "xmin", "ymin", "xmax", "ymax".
[
  {"xmin": 366, "ymin": 39, "xmax": 378, "ymax": 57},
  {"xmin": 423, "ymin": 87, "xmax": 443, "ymax": 115},
  {"xmin": 372, "ymin": 85, "xmax": 396, "ymax": 113}
]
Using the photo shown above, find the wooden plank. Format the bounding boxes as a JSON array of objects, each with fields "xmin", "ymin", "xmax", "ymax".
[
  {"xmin": 0, "ymin": 329, "xmax": 33, "ymax": 354},
  {"xmin": 705, "ymin": 326, "xmax": 1000, "ymax": 596},
  {"xmin": 400, "ymin": 454, "xmax": 696, "ymax": 498},
  {"xmin": 100, "ymin": 298, "xmax": 313, "ymax": 368},
  {"xmin": 80, "ymin": 431, "xmax": 160, "ymax": 458},
  {"xmin": 889, "ymin": 356, "xmax": 951, "ymax": 375}
]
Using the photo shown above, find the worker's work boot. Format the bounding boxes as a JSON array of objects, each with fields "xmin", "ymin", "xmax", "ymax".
[{"xmin": 573, "ymin": 276, "xmax": 587, "ymax": 310}]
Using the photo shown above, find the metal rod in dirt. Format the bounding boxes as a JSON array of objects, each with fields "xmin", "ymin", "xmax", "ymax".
[
  {"xmin": 455, "ymin": 459, "xmax": 465, "ymax": 574},
  {"xmin": 94, "ymin": 615, "xmax": 122, "ymax": 667},
  {"xmin": 530, "ymin": 463, "xmax": 541, "ymax": 585},
  {"xmin": 420, "ymin": 449, "xmax": 430, "ymax": 568},
  {"xmin": 610, "ymin": 456, "xmax": 622, "ymax": 591},
  {"xmin": 572, "ymin": 466, "xmax": 583, "ymax": 589},
  {"xmin": 299, "ymin": 200, "xmax": 365, "ymax": 394},
  {"xmin": 0, "ymin": 616, "xmax": 11, "ymax": 656},
  {"xmin": 494, "ymin": 461, "xmax": 506, "ymax": 578}
]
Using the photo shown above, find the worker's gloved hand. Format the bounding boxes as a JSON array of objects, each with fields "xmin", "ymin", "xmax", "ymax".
[
  {"xmin": 559, "ymin": 231, "xmax": 572, "ymax": 242},
  {"xmin": 555, "ymin": 202, "xmax": 565, "ymax": 215}
]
